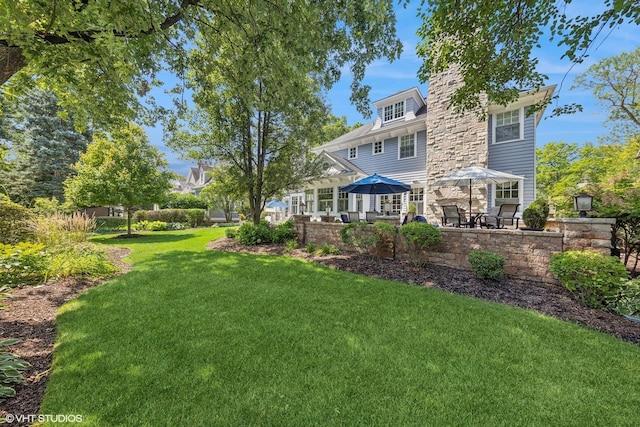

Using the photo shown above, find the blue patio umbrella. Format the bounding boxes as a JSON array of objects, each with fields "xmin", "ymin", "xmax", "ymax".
[
  {"xmin": 340, "ymin": 173, "xmax": 411, "ymax": 194},
  {"xmin": 266, "ymin": 200, "xmax": 288, "ymax": 209}
]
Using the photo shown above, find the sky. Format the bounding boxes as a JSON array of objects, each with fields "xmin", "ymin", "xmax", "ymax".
[{"xmin": 147, "ymin": 1, "xmax": 640, "ymax": 175}]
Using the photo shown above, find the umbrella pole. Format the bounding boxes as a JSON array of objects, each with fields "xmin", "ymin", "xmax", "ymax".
[{"xmin": 468, "ymin": 179, "xmax": 473, "ymax": 216}]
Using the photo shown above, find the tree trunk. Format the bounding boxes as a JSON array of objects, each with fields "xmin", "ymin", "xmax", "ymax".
[
  {"xmin": 0, "ymin": 46, "xmax": 27, "ymax": 86},
  {"xmin": 126, "ymin": 207, "xmax": 132, "ymax": 236}
]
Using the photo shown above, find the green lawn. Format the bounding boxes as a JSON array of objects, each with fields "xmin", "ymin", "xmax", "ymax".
[{"xmin": 41, "ymin": 228, "xmax": 640, "ymax": 426}]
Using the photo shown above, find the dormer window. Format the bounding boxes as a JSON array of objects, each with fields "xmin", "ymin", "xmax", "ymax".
[
  {"xmin": 348, "ymin": 146, "xmax": 358, "ymax": 159},
  {"xmin": 383, "ymin": 101, "xmax": 405, "ymax": 122}
]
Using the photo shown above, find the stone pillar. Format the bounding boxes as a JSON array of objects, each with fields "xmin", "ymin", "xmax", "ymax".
[
  {"xmin": 555, "ymin": 218, "xmax": 615, "ymax": 256},
  {"xmin": 293, "ymin": 215, "xmax": 311, "ymax": 245},
  {"xmin": 425, "ymin": 65, "xmax": 489, "ymax": 223}
]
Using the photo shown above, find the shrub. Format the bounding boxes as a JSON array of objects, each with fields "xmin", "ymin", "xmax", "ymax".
[
  {"xmin": 46, "ymin": 244, "xmax": 117, "ymax": 280},
  {"xmin": 522, "ymin": 198, "xmax": 550, "ymax": 230},
  {"xmin": 317, "ymin": 243, "xmax": 341, "ymax": 256},
  {"xmin": 305, "ymin": 243, "xmax": 316, "ymax": 253},
  {"xmin": 225, "ymin": 228, "xmax": 237, "ymax": 239},
  {"xmin": 166, "ymin": 222, "xmax": 185, "ymax": 230},
  {"xmin": 237, "ymin": 221, "xmax": 274, "ymax": 245},
  {"xmin": 185, "ymin": 209, "xmax": 206, "ymax": 227},
  {"xmin": 272, "ymin": 220, "xmax": 295, "ymax": 243},
  {"xmin": 0, "ymin": 200, "xmax": 35, "ymax": 244},
  {"xmin": 134, "ymin": 220, "xmax": 169, "ymax": 231},
  {"xmin": 340, "ymin": 222, "xmax": 379, "ymax": 254},
  {"xmin": 0, "ymin": 242, "xmax": 48, "ymax": 287},
  {"xmin": 468, "ymin": 250, "xmax": 505, "ymax": 280},
  {"xmin": 399, "ymin": 222, "xmax": 442, "ymax": 249},
  {"xmin": 0, "ymin": 338, "xmax": 30, "ymax": 401},
  {"xmin": 95, "ymin": 216, "xmax": 128, "ymax": 231},
  {"xmin": 607, "ymin": 279, "xmax": 640, "ymax": 317},
  {"xmin": 31, "ymin": 212, "xmax": 96, "ymax": 247},
  {"xmin": 550, "ymin": 250, "xmax": 629, "ymax": 308},
  {"xmin": 162, "ymin": 193, "xmax": 208, "ymax": 209},
  {"xmin": 133, "ymin": 208, "xmax": 207, "ymax": 227},
  {"xmin": 284, "ymin": 239, "xmax": 298, "ymax": 253}
]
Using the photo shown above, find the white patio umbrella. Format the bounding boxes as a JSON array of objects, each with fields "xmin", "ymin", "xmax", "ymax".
[{"xmin": 434, "ymin": 166, "xmax": 526, "ymax": 214}]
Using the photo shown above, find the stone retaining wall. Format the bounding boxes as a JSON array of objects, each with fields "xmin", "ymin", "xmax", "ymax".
[{"xmin": 293, "ymin": 216, "xmax": 616, "ymax": 285}]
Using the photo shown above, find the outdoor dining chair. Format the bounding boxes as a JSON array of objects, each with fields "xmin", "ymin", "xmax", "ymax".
[
  {"xmin": 365, "ymin": 211, "xmax": 379, "ymax": 223},
  {"xmin": 440, "ymin": 205, "xmax": 472, "ymax": 227},
  {"xmin": 348, "ymin": 211, "xmax": 360, "ymax": 223},
  {"xmin": 479, "ymin": 203, "xmax": 520, "ymax": 229}
]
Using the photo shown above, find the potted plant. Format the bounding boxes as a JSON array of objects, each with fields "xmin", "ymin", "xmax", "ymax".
[{"xmin": 522, "ymin": 198, "xmax": 549, "ymax": 231}]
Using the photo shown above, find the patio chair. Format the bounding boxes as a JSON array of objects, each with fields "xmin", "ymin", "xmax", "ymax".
[
  {"xmin": 340, "ymin": 213, "xmax": 350, "ymax": 223},
  {"xmin": 348, "ymin": 211, "xmax": 360, "ymax": 223},
  {"xmin": 402, "ymin": 211, "xmax": 415, "ymax": 225},
  {"xmin": 440, "ymin": 205, "xmax": 472, "ymax": 227},
  {"xmin": 480, "ymin": 204, "xmax": 520, "ymax": 229},
  {"xmin": 365, "ymin": 211, "xmax": 379, "ymax": 223}
]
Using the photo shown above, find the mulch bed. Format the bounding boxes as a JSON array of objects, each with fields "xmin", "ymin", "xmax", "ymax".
[
  {"xmin": 0, "ymin": 247, "xmax": 130, "ymax": 424},
  {"xmin": 2, "ymin": 238, "xmax": 639, "ymax": 424}
]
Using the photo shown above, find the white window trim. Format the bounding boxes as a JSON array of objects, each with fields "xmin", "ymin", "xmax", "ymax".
[
  {"xmin": 398, "ymin": 133, "xmax": 417, "ymax": 160},
  {"xmin": 492, "ymin": 107, "xmax": 525, "ymax": 145},
  {"xmin": 491, "ymin": 180, "xmax": 524, "ymax": 208},
  {"xmin": 383, "ymin": 100, "xmax": 406, "ymax": 123},
  {"xmin": 372, "ymin": 140, "xmax": 384, "ymax": 155},
  {"xmin": 348, "ymin": 146, "xmax": 358, "ymax": 159}
]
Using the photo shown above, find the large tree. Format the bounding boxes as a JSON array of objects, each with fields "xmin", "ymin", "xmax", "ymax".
[
  {"xmin": 572, "ymin": 46, "xmax": 640, "ymax": 140},
  {"xmin": 0, "ymin": 0, "xmax": 202, "ymax": 126},
  {"xmin": 65, "ymin": 123, "xmax": 174, "ymax": 235},
  {"xmin": 0, "ymin": 88, "xmax": 90, "ymax": 205},
  {"xmin": 416, "ymin": 0, "xmax": 640, "ymax": 114},
  {"xmin": 166, "ymin": 1, "xmax": 402, "ymax": 224},
  {"xmin": 1, "ymin": 0, "xmax": 400, "ymax": 127}
]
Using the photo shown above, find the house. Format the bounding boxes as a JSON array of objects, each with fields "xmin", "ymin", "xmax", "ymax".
[
  {"xmin": 174, "ymin": 162, "xmax": 213, "ymax": 195},
  {"xmin": 287, "ymin": 67, "xmax": 556, "ymax": 223}
]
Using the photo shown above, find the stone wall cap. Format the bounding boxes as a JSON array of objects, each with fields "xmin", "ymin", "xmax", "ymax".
[{"xmin": 555, "ymin": 217, "xmax": 616, "ymax": 225}]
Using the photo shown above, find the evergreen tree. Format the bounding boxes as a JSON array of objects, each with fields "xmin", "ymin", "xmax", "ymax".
[{"xmin": 0, "ymin": 88, "xmax": 90, "ymax": 205}]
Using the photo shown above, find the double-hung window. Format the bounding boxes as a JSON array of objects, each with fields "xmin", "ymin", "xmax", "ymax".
[
  {"xmin": 494, "ymin": 109, "xmax": 522, "ymax": 143},
  {"xmin": 399, "ymin": 134, "xmax": 416, "ymax": 159},
  {"xmin": 495, "ymin": 181, "xmax": 519, "ymax": 205}
]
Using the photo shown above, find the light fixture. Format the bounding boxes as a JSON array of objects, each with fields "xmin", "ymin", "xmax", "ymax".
[
  {"xmin": 573, "ymin": 193, "xmax": 593, "ymax": 218},
  {"xmin": 325, "ymin": 205, "xmax": 331, "ymax": 216},
  {"xmin": 299, "ymin": 201, "xmax": 305, "ymax": 215}
]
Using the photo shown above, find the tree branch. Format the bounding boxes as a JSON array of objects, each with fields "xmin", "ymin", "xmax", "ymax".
[{"xmin": 0, "ymin": 0, "xmax": 201, "ymax": 47}]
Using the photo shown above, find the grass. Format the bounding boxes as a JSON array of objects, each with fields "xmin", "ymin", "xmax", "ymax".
[{"xmin": 41, "ymin": 228, "xmax": 640, "ymax": 426}]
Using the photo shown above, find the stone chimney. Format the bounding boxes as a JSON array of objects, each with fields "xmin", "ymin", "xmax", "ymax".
[{"xmin": 425, "ymin": 66, "xmax": 489, "ymax": 222}]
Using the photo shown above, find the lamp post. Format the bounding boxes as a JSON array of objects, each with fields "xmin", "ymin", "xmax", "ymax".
[
  {"xmin": 299, "ymin": 201, "xmax": 305, "ymax": 215},
  {"xmin": 573, "ymin": 193, "xmax": 593, "ymax": 218},
  {"xmin": 325, "ymin": 205, "xmax": 331, "ymax": 216}
]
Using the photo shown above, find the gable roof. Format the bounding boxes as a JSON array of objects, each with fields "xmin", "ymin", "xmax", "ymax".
[
  {"xmin": 316, "ymin": 151, "xmax": 366, "ymax": 177},
  {"xmin": 372, "ymin": 87, "xmax": 426, "ymax": 110}
]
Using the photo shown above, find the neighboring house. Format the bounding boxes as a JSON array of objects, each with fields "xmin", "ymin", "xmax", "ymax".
[
  {"xmin": 175, "ymin": 162, "xmax": 213, "ymax": 195},
  {"xmin": 288, "ymin": 67, "xmax": 555, "ymax": 223}
]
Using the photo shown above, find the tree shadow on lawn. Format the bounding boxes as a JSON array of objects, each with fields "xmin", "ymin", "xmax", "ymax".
[{"xmin": 91, "ymin": 232, "xmax": 198, "ymax": 246}]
